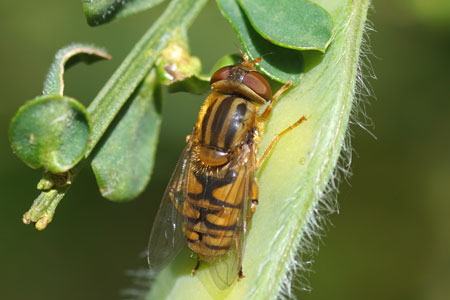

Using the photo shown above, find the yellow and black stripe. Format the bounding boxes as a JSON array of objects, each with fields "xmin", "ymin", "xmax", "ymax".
[
  {"xmin": 183, "ymin": 159, "xmax": 248, "ymax": 256},
  {"xmin": 199, "ymin": 93, "xmax": 256, "ymax": 151}
]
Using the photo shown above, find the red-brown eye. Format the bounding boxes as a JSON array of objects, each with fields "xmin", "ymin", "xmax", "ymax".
[
  {"xmin": 210, "ymin": 66, "xmax": 232, "ymax": 84},
  {"xmin": 242, "ymin": 71, "xmax": 272, "ymax": 101}
]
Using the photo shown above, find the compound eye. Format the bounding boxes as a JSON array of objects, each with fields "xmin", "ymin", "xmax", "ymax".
[
  {"xmin": 210, "ymin": 66, "xmax": 232, "ymax": 84},
  {"xmin": 243, "ymin": 71, "xmax": 272, "ymax": 101}
]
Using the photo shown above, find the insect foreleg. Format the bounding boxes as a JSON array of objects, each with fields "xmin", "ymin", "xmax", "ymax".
[
  {"xmin": 259, "ymin": 81, "xmax": 292, "ymax": 121},
  {"xmin": 256, "ymin": 116, "xmax": 307, "ymax": 170}
]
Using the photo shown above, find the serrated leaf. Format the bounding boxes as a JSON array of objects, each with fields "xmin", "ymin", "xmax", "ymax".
[
  {"xmin": 43, "ymin": 43, "xmax": 111, "ymax": 96},
  {"xmin": 91, "ymin": 70, "xmax": 162, "ymax": 202},
  {"xmin": 217, "ymin": 0, "xmax": 304, "ymax": 84},
  {"xmin": 82, "ymin": 0, "xmax": 165, "ymax": 26},
  {"xmin": 145, "ymin": 0, "xmax": 370, "ymax": 298},
  {"xmin": 9, "ymin": 95, "xmax": 91, "ymax": 173},
  {"xmin": 238, "ymin": 0, "xmax": 333, "ymax": 51}
]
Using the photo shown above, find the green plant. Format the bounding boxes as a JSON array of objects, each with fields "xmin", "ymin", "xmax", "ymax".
[{"xmin": 8, "ymin": 0, "xmax": 370, "ymax": 298}]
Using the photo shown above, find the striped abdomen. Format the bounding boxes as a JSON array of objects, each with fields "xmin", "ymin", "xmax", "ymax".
[{"xmin": 183, "ymin": 165, "xmax": 248, "ymax": 257}]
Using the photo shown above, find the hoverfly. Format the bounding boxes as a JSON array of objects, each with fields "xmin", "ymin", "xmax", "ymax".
[{"xmin": 147, "ymin": 53, "xmax": 306, "ymax": 289}]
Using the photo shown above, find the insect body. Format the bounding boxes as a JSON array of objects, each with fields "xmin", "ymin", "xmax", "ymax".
[{"xmin": 147, "ymin": 54, "xmax": 306, "ymax": 289}]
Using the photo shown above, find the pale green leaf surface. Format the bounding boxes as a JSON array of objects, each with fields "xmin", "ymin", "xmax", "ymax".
[
  {"xmin": 91, "ymin": 70, "xmax": 162, "ymax": 202},
  {"xmin": 217, "ymin": 0, "xmax": 304, "ymax": 84},
  {"xmin": 145, "ymin": 0, "xmax": 370, "ymax": 298},
  {"xmin": 82, "ymin": 0, "xmax": 165, "ymax": 26},
  {"xmin": 238, "ymin": 0, "xmax": 333, "ymax": 51}
]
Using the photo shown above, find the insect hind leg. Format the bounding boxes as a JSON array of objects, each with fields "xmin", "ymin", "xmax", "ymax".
[
  {"xmin": 259, "ymin": 81, "xmax": 293, "ymax": 121},
  {"xmin": 238, "ymin": 267, "xmax": 245, "ymax": 280},
  {"xmin": 256, "ymin": 116, "xmax": 307, "ymax": 170},
  {"xmin": 191, "ymin": 256, "xmax": 201, "ymax": 276},
  {"xmin": 246, "ymin": 178, "xmax": 259, "ymax": 224}
]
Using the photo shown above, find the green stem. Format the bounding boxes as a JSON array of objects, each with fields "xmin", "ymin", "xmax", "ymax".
[{"xmin": 23, "ymin": 0, "xmax": 208, "ymax": 230}]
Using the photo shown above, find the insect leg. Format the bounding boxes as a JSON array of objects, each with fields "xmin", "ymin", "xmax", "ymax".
[
  {"xmin": 246, "ymin": 179, "xmax": 259, "ymax": 224},
  {"xmin": 235, "ymin": 231, "xmax": 246, "ymax": 280},
  {"xmin": 256, "ymin": 116, "xmax": 307, "ymax": 170},
  {"xmin": 259, "ymin": 81, "xmax": 293, "ymax": 121},
  {"xmin": 238, "ymin": 267, "xmax": 245, "ymax": 280},
  {"xmin": 191, "ymin": 256, "xmax": 201, "ymax": 276}
]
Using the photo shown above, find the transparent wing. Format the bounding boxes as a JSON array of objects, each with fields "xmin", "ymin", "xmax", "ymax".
[
  {"xmin": 146, "ymin": 137, "xmax": 194, "ymax": 273},
  {"xmin": 208, "ymin": 143, "xmax": 255, "ymax": 289}
]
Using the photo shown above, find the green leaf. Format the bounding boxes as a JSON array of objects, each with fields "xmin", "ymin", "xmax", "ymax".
[
  {"xmin": 91, "ymin": 70, "xmax": 162, "ymax": 202},
  {"xmin": 43, "ymin": 44, "xmax": 111, "ymax": 96},
  {"xmin": 82, "ymin": 0, "xmax": 166, "ymax": 26},
  {"xmin": 217, "ymin": 0, "xmax": 304, "ymax": 84},
  {"xmin": 9, "ymin": 95, "xmax": 91, "ymax": 173},
  {"xmin": 144, "ymin": 0, "xmax": 370, "ymax": 298},
  {"xmin": 238, "ymin": 0, "xmax": 333, "ymax": 51}
]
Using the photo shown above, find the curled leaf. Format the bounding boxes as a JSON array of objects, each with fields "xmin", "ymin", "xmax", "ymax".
[
  {"xmin": 43, "ymin": 43, "xmax": 111, "ymax": 96},
  {"xmin": 9, "ymin": 95, "xmax": 91, "ymax": 173}
]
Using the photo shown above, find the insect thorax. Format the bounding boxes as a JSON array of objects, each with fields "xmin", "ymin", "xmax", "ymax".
[{"xmin": 196, "ymin": 93, "xmax": 256, "ymax": 167}]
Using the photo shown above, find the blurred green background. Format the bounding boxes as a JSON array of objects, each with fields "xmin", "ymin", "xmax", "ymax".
[{"xmin": 1, "ymin": 1, "xmax": 449, "ymax": 299}]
